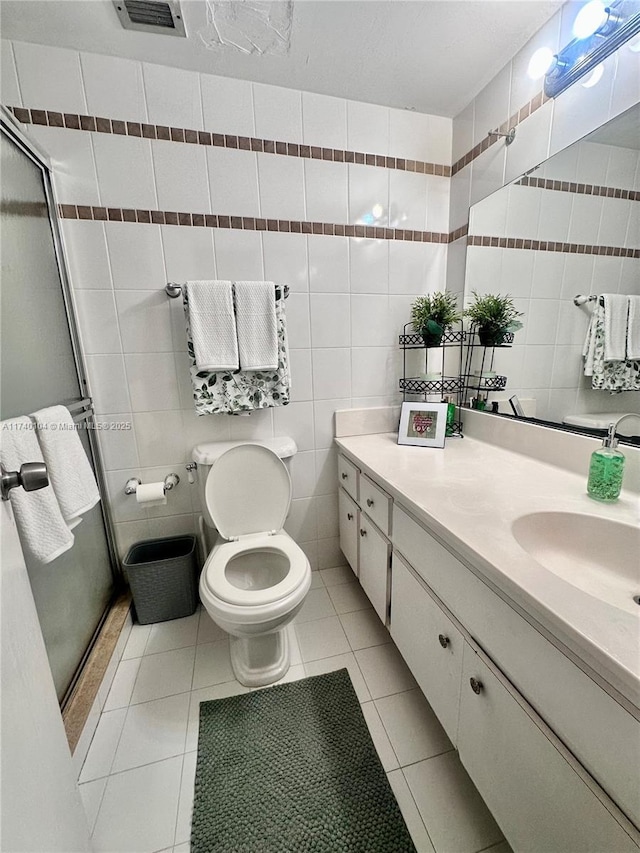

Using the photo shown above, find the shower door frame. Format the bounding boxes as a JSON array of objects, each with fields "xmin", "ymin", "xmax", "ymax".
[{"xmin": 1, "ymin": 107, "xmax": 122, "ymax": 708}]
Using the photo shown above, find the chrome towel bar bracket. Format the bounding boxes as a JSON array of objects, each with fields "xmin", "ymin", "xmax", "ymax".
[{"xmin": 165, "ymin": 282, "xmax": 289, "ymax": 300}]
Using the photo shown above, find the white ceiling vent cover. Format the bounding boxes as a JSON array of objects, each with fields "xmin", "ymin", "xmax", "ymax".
[{"xmin": 113, "ymin": 0, "xmax": 186, "ymax": 37}]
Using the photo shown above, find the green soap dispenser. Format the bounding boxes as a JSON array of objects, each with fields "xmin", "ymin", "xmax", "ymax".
[{"xmin": 587, "ymin": 422, "xmax": 625, "ymax": 503}]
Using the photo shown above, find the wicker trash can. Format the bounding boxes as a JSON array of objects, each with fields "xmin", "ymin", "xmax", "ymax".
[{"xmin": 123, "ymin": 535, "xmax": 199, "ymax": 625}]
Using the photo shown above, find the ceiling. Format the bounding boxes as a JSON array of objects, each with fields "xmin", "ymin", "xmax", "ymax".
[{"xmin": 0, "ymin": 0, "xmax": 563, "ymax": 117}]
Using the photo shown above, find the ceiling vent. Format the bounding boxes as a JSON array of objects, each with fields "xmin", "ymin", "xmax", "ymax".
[{"xmin": 113, "ymin": 0, "xmax": 187, "ymax": 37}]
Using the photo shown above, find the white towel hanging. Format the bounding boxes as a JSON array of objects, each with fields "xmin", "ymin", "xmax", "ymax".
[
  {"xmin": 602, "ymin": 294, "xmax": 628, "ymax": 362},
  {"xmin": 32, "ymin": 405, "xmax": 100, "ymax": 526},
  {"xmin": 627, "ymin": 296, "xmax": 640, "ymax": 360},
  {"xmin": 234, "ymin": 281, "xmax": 279, "ymax": 371},
  {"xmin": 0, "ymin": 417, "xmax": 74, "ymax": 564},
  {"xmin": 186, "ymin": 281, "xmax": 239, "ymax": 372}
]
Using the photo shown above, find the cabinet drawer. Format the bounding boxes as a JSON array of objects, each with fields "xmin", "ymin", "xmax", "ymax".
[
  {"xmin": 393, "ymin": 502, "xmax": 640, "ymax": 827},
  {"xmin": 337, "ymin": 454, "xmax": 359, "ymax": 501},
  {"xmin": 358, "ymin": 516, "xmax": 390, "ymax": 623},
  {"xmin": 338, "ymin": 488, "xmax": 359, "ymax": 576},
  {"xmin": 359, "ymin": 474, "xmax": 392, "ymax": 536},
  {"xmin": 391, "ymin": 553, "xmax": 462, "ymax": 744},
  {"xmin": 459, "ymin": 643, "xmax": 639, "ymax": 852}
]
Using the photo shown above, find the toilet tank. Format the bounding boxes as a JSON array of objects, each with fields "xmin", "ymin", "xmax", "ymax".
[{"xmin": 192, "ymin": 437, "xmax": 298, "ymax": 530}]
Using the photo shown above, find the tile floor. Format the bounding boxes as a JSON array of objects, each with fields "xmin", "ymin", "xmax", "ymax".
[{"xmin": 78, "ymin": 566, "xmax": 511, "ymax": 853}]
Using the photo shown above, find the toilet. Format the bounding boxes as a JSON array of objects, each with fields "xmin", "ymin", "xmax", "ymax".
[{"xmin": 193, "ymin": 439, "xmax": 311, "ymax": 687}]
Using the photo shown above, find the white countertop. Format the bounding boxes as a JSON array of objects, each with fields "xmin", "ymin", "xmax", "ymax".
[{"xmin": 335, "ymin": 432, "xmax": 640, "ymax": 710}]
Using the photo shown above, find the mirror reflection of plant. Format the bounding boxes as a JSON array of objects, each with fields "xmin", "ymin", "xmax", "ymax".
[
  {"xmin": 410, "ymin": 292, "xmax": 462, "ymax": 346},
  {"xmin": 464, "ymin": 291, "xmax": 523, "ymax": 346}
]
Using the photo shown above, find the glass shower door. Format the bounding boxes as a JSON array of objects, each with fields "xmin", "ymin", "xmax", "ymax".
[{"xmin": 1, "ymin": 120, "xmax": 117, "ymax": 704}]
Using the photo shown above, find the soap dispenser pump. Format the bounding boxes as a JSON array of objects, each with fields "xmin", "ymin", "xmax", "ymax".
[{"xmin": 587, "ymin": 423, "xmax": 625, "ymax": 502}]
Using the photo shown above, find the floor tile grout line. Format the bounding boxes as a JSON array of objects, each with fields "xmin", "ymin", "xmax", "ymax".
[
  {"xmin": 475, "ymin": 840, "xmax": 508, "ymax": 853},
  {"xmin": 398, "ymin": 766, "xmax": 439, "ymax": 853},
  {"xmin": 89, "ymin": 751, "xmax": 190, "ymax": 784},
  {"xmin": 395, "ymin": 746, "xmax": 456, "ymax": 772}
]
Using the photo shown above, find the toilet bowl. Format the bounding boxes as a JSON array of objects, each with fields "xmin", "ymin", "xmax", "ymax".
[{"xmin": 197, "ymin": 443, "xmax": 311, "ymax": 687}]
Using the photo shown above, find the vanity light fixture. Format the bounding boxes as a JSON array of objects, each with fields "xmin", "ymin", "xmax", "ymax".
[{"xmin": 544, "ymin": 0, "xmax": 640, "ymax": 97}]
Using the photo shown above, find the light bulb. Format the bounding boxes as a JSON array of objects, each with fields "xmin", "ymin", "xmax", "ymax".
[
  {"xmin": 527, "ymin": 46, "xmax": 555, "ymax": 79},
  {"xmin": 573, "ymin": 0, "xmax": 608, "ymax": 39},
  {"xmin": 581, "ymin": 63, "xmax": 604, "ymax": 87},
  {"xmin": 372, "ymin": 203, "xmax": 384, "ymax": 219}
]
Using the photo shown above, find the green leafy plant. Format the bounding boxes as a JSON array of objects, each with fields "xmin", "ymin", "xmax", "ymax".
[
  {"xmin": 464, "ymin": 291, "xmax": 523, "ymax": 346},
  {"xmin": 410, "ymin": 292, "xmax": 461, "ymax": 345}
]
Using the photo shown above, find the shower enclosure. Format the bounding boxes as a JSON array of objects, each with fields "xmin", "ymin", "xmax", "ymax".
[{"xmin": 0, "ymin": 109, "xmax": 119, "ymax": 706}]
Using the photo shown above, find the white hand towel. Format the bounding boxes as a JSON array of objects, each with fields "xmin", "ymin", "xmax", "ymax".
[
  {"xmin": 234, "ymin": 281, "xmax": 278, "ymax": 370},
  {"xmin": 186, "ymin": 281, "xmax": 239, "ymax": 372},
  {"xmin": 0, "ymin": 417, "xmax": 74, "ymax": 564},
  {"xmin": 582, "ymin": 308, "xmax": 598, "ymax": 376},
  {"xmin": 602, "ymin": 294, "xmax": 629, "ymax": 362},
  {"xmin": 32, "ymin": 406, "xmax": 100, "ymax": 525},
  {"xmin": 626, "ymin": 295, "xmax": 640, "ymax": 360}
]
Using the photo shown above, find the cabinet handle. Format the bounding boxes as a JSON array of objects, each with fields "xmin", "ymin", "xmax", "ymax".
[
  {"xmin": 438, "ymin": 634, "xmax": 449, "ymax": 648},
  {"xmin": 360, "ymin": 528, "xmax": 367, "ymax": 537},
  {"xmin": 341, "ymin": 472, "xmax": 348, "ymax": 480},
  {"xmin": 366, "ymin": 498, "xmax": 374, "ymax": 507},
  {"xmin": 469, "ymin": 677, "xmax": 483, "ymax": 695},
  {"xmin": 347, "ymin": 513, "xmax": 353, "ymax": 521}
]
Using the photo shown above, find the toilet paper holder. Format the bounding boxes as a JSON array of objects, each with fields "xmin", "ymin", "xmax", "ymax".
[{"xmin": 124, "ymin": 473, "xmax": 180, "ymax": 496}]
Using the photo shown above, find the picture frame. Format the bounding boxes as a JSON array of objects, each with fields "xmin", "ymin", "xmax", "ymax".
[{"xmin": 397, "ymin": 402, "xmax": 448, "ymax": 448}]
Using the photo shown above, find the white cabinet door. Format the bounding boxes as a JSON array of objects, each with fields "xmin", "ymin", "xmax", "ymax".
[
  {"xmin": 458, "ymin": 642, "xmax": 640, "ymax": 853},
  {"xmin": 390, "ymin": 553, "xmax": 463, "ymax": 745},
  {"xmin": 338, "ymin": 487, "xmax": 359, "ymax": 576},
  {"xmin": 358, "ymin": 514, "xmax": 390, "ymax": 623}
]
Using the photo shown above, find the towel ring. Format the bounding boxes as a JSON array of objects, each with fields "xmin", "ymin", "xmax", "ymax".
[{"xmin": 165, "ymin": 283, "xmax": 289, "ymax": 300}]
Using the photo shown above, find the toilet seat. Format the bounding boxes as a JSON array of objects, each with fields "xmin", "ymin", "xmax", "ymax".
[
  {"xmin": 204, "ymin": 444, "xmax": 291, "ymax": 540},
  {"xmin": 201, "ymin": 532, "xmax": 308, "ymax": 608}
]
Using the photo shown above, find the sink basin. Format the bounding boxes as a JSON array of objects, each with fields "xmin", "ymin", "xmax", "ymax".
[{"xmin": 511, "ymin": 512, "xmax": 640, "ymax": 614}]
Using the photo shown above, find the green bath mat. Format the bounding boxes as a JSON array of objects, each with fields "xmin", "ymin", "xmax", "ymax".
[{"xmin": 192, "ymin": 668, "xmax": 417, "ymax": 853}]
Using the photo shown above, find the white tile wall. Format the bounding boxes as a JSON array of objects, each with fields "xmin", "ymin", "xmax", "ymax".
[
  {"xmin": 447, "ymin": 2, "xmax": 640, "ymax": 413},
  {"xmin": 6, "ymin": 38, "xmax": 454, "ymax": 566},
  {"xmin": 465, "ymin": 124, "xmax": 639, "ymax": 420},
  {"xmin": 81, "ymin": 53, "xmax": 147, "ymax": 124}
]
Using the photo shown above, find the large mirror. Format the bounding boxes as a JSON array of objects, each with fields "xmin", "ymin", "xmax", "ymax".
[{"xmin": 463, "ymin": 103, "xmax": 639, "ymax": 441}]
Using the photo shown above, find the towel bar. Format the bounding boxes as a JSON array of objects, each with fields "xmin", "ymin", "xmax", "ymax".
[
  {"xmin": 574, "ymin": 294, "xmax": 605, "ymax": 307},
  {"xmin": 165, "ymin": 282, "xmax": 289, "ymax": 300}
]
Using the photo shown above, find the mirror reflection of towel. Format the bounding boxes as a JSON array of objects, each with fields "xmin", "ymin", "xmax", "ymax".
[{"xmin": 583, "ymin": 301, "xmax": 640, "ymax": 392}]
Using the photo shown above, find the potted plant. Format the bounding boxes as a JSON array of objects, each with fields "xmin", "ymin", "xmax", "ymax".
[
  {"xmin": 464, "ymin": 291, "xmax": 523, "ymax": 347},
  {"xmin": 410, "ymin": 291, "xmax": 462, "ymax": 347}
]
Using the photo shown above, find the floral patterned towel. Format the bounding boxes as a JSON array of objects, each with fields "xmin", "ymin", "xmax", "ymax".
[
  {"xmin": 583, "ymin": 304, "xmax": 640, "ymax": 392},
  {"xmin": 183, "ymin": 287, "xmax": 290, "ymax": 415}
]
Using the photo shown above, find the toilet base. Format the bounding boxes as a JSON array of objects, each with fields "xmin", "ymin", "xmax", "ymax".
[{"xmin": 229, "ymin": 629, "xmax": 290, "ymax": 687}]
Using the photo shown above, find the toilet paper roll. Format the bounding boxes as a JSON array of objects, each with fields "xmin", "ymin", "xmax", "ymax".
[{"xmin": 135, "ymin": 482, "xmax": 167, "ymax": 506}]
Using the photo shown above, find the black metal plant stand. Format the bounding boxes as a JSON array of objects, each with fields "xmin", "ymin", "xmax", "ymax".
[
  {"xmin": 460, "ymin": 323, "xmax": 513, "ymax": 410},
  {"xmin": 398, "ymin": 323, "xmax": 465, "ymax": 437}
]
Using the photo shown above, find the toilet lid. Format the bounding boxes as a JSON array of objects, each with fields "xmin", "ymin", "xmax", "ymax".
[{"xmin": 205, "ymin": 444, "xmax": 291, "ymax": 539}]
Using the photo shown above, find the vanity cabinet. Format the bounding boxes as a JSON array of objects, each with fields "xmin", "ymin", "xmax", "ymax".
[
  {"xmin": 337, "ymin": 455, "xmax": 392, "ymax": 623},
  {"xmin": 393, "ymin": 503, "xmax": 640, "ymax": 829},
  {"xmin": 336, "ymin": 445, "xmax": 640, "ymax": 849},
  {"xmin": 459, "ymin": 643, "xmax": 638, "ymax": 852},
  {"xmin": 390, "ymin": 553, "xmax": 463, "ymax": 744},
  {"xmin": 338, "ymin": 488, "xmax": 359, "ymax": 577}
]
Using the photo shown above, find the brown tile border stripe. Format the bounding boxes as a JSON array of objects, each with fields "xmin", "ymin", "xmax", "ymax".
[
  {"xmin": 451, "ymin": 89, "xmax": 551, "ymax": 177},
  {"xmin": 7, "ymin": 105, "xmax": 451, "ymax": 178},
  {"xmin": 517, "ymin": 175, "xmax": 640, "ymax": 201},
  {"xmin": 58, "ymin": 202, "xmax": 457, "ymax": 243},
  {"xmin": 467, "ymin": 234, "xmax": 640, "ymax": 258},
  {"xmin": 449, "ymin": 223, "xmax": 469, "ymax": 242}
]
